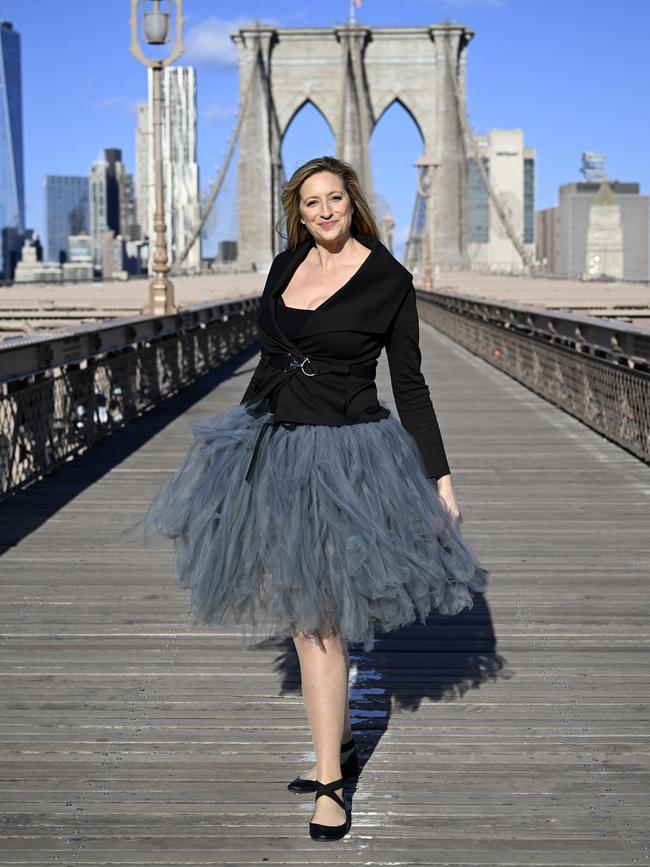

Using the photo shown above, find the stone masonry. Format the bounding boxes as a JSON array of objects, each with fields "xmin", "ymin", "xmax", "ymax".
[{"xmin": 232, "ymin": 23, "xmax": 473, "ymax": 271}]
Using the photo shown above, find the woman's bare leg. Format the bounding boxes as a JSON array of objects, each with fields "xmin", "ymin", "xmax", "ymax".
[
  {"xmin": 292, "ymin": 628, "xmax": 350, "ymax": 826},
  {"xmin": 293, "ymin": 638, "xmax": 354, "ymax": 783}
]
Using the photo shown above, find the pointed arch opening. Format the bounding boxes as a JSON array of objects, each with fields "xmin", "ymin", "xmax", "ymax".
[
  {"xmin": 281, "ymin": 99, "xmax": 336, "ymax": 182},
  {"xmin": 370, "ymin": 98, "xmax": 425, "ymax": 262}
]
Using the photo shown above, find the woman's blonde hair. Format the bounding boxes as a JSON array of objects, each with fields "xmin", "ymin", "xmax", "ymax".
[{"xmin": 278, "ymin": 156, "xmax": 381, "ymax": 250}]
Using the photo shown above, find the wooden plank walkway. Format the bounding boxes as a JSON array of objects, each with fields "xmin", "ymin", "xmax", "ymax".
[{"xmin": 1, "ymin": 322, "xmax": 649, "ymax": 865}]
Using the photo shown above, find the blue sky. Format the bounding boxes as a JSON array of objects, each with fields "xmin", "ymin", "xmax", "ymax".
[{"xmin": 1, "ymin": 0, "xmax": 648, "ymax": 259}]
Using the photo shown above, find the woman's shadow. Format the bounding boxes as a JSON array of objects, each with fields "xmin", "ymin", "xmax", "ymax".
[{"xmin": 257, "ymin": 593, "xmax": 510, "ymax": 810}]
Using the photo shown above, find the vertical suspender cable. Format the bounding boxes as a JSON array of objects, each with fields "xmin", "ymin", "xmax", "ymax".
[
  {"xmin": 175, "ymin": 33, "xmax": 261, "ymax": 268},
  {"xmin": 441, "ymin": 33, "xmax": 533, "ymax": 273}
]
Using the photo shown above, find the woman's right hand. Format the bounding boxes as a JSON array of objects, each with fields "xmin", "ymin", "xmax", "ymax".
[{"xmin": 435, "ymin": 474, "xmax": 462, "ymax": 523}]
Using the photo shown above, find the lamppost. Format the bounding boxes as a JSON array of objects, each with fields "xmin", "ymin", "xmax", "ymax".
[{"xmin": 129, "ymin": 0, "xmax": 184, "ymax": 315}]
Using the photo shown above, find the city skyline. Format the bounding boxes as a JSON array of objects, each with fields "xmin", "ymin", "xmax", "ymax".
[{"xmin": 0, "ymin": 0, "xmax": 647, "ymax": 260}]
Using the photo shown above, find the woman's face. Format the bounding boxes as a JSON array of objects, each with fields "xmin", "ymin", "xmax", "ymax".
[{"xmin": 298, "ymin": 171, "xmax": 354, "ymax": 246}]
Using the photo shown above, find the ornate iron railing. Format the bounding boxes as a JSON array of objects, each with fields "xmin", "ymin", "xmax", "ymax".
[
  {"xmin": 2, "ymin": 288, "xmax": 648, "ymax": 499},
  {"xmin": 416, "ymin": 289, "xmax": 650, "ymax": 465},
  {"xmin": 0, "ymin": 298, "xmax": 260, "ymax": 499}
]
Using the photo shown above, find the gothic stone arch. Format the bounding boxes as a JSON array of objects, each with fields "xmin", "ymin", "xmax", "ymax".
[{"xmin": 232, "ymin": 23, "xmax": 473, "ymax": 271}]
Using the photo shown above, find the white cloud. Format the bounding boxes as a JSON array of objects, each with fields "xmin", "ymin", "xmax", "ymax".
[{"xmin": 185, "ymin": 16, "xmax": 276, "ymax": 67}]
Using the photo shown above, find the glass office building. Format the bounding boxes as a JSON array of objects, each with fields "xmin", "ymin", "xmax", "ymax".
[
  {"xmin": 466, "ymin": 129, "xmax": 536, "ymax": 272},
  {"xmin": 0, "ymin": 20, "xmax": 25, "ymax": 277},
  {"xmin": 468, "ymin": 156, "xmax": 490, "ymax": 243},
  {"xmin": 580, "ymin": 152, "xmax": 606, "ymax": 183},
  {"xmin": 44, "ymin": 176, "xmax": 89, "ymax": 262},
  {"xmin": 523, "ymin": 157, "xmax": 535, "ymax": 244}
]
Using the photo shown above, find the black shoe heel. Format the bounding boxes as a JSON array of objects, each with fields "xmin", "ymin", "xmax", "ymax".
[
  {"xmin": 287, "ymin": 737, "xmax": 359, "ymax": 793},
  {"xmin": 340, "ymin": 737, "xmax": 360, "ymax": 778},
  {"xmin": 309, "ymin": 777, "xmax": 351, "ymax": 841}
]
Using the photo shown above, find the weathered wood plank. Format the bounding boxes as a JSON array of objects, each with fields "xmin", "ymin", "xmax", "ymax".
[{"xmin": 1, "ymin": 322, "xmax": 649, "ymax": 864}]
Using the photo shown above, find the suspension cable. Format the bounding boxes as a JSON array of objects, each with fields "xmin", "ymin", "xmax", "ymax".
[
  {"xmin": 441, "ymin": 33, "xmax": 533, "ymax": 273},
  {"xmin": 175, "ymin": 36, "xmax": 260, "ymax": 268}
]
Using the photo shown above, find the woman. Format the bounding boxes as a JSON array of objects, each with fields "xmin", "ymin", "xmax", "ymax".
[{"xmin": 127, "ymin": 156, "xmax": 488, "ymax": 841}]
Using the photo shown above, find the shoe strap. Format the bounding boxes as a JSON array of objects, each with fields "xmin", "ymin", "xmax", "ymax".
[
  {"xmin": 315, "ymin": 778, "xmax": 345, "ymax": 809},
  {"xmin": 340, "ymin": 737, "xmax": 355, "ymax": 753}
]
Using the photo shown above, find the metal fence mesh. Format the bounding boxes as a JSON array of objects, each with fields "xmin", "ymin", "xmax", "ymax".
[
  {"xmin": 0, "ymin": 305, "xmax": 259, "ymax": 499},
  {"xmin": 3, "ymin": 291, "xmax": 649, "ymax": 499},
  {"xmin": 418, "ymin": 296, "xmax": 650, "ymax": 465}
]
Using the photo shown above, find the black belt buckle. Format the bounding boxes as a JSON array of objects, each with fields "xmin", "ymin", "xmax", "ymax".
[
  {"xmin": 285, "ymin": 354, "xmax": 303, "ymax": 372},
  {"xmin": 284, "ymin": 353, "xmax": 317, "ymax": 376}
]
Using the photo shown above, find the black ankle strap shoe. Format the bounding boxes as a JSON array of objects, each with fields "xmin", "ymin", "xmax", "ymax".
[
  {"xmin": 287, "ymin": 737, "xmax": 359, "ymax": 793},
  {"xmin": 309, "ymin": 777, "xmax": 351, "ymax": 841}
]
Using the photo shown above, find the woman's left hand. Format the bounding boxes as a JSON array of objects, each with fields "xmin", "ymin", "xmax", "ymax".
[{"xmin": 435, "ymin": 474, "xmax": 462, "ymax": 522}]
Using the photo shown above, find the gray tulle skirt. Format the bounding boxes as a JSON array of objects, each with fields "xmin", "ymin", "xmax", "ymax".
[{"xmin": 124, "ymin": 398, "xmax": 488, "ymax": 650}]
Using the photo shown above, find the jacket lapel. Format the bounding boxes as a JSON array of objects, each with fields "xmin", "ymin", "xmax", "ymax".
[
  {"xmin": 297, "ymin": 236, "xmax": 382, "ymax": 338},
  {"xmin": 269, "ymin": 238, "xmax": 313, "ymax": 303},
  {"xmin": 262, "ymin": 234, "xmax": 387, "ymax": 346},
  {"xmin": 258, "ymin": 239, "xmax": 313, "ymax": 358}
]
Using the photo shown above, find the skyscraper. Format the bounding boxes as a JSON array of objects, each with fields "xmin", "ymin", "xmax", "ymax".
[
  {"xmin": 466, "ymin": 129, "xmax": 536, "ymax": 273},
  {"xmin": 0, "ymin": 20, "xmax": 25, "ymax": 277},
  {"xmin": 89, "ymin": 149, "xmax": 138, "ymax": 270},
  {"xmin": 44, "ymin": 175, "xmax": 89, "ymax": 263},
  {"xmin": 89, "ymin": 155, "xmax": 109, "ymax": 268},
  {"xmin": 140, "ymin": 66, "xmax": 200, "ymax": 273},
  {"xmin": 537, "ymin": 153, "xmax": 650, "ymax": 278},
  {"xmin": 135, "ymin": 102, "xmax": 151, "ymax": 240},
  {"xmin": 583, "ymin": 179, "xmax": 624, "ymax": 280},
  {"xmin": 556, "ymin": 180, "xmax": 648, "ymax": 280}
]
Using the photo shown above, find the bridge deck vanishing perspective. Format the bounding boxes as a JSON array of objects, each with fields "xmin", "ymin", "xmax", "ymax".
[{"xmin": 1, "ymin": 321, "xmax": 649, "ymax": 865}]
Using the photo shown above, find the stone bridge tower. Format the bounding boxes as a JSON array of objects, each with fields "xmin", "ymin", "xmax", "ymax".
[{"xmin": 232, "ymin": 22, "xmax": 472, "ymax": 271}]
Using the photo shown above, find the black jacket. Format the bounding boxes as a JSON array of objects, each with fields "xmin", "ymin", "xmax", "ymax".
[{"xmin": 240, "ymin": 233, "xmax": 450, "ymax": 480}]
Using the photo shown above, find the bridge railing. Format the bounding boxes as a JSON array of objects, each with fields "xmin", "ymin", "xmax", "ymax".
[
  {"xmin": 0, "ymin": 297, "xmax": 260, "ymax": 500},
  {"xmin": 416, "ymin": 287, "xmax": 650, "ymax": 465},
  {"xmin": 2, "ymin": 287, "xmax": 648, "ymax": 500}
]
